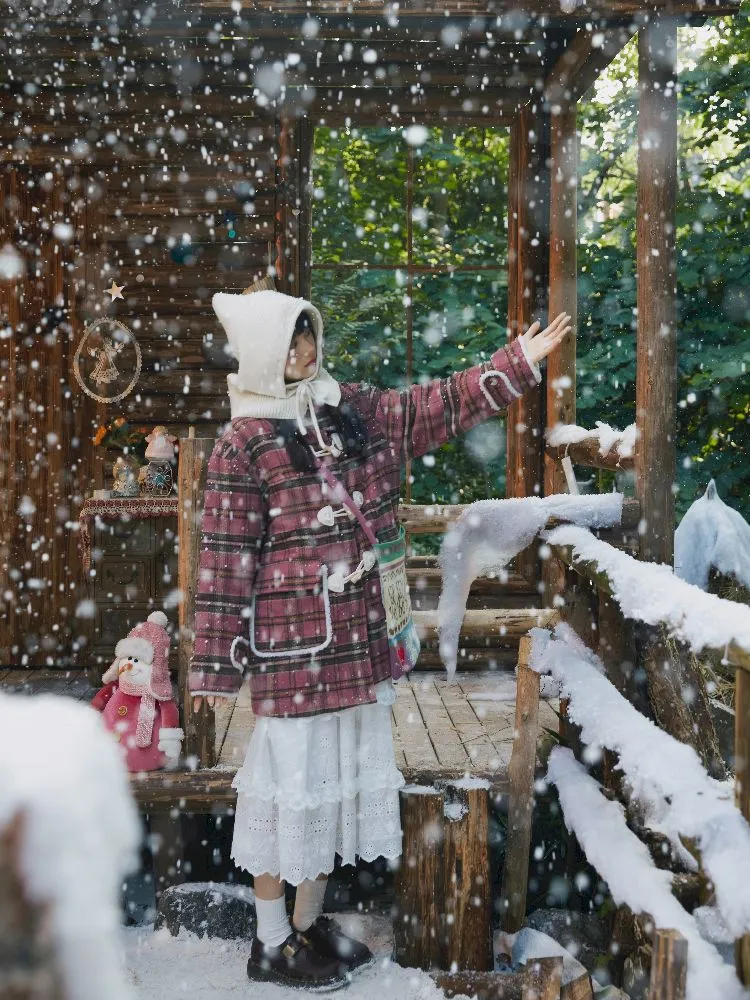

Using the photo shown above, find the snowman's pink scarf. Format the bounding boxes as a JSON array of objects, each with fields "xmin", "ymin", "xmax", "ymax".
[{"xmin": 119, "ymin": 675, "xmax": 157, "ymax": 748}]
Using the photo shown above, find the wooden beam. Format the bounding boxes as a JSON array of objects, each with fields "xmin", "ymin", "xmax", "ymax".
[
  {"xmin": 543, "ymin": 26, "xmax": 635, "ymax": 106},
  {"xmin": 0, "ymin": 0, "xmax": 741, "ymax": 32},
  {"xmin": 545, "ymin": 99, "xmax": 577, "ymax": 496},
  {"xmin": 546, "ymin": 438, "xmax": 636, "ymax": 472},
  {"xmin": 177, "ymin": 432, "xmax": 216, "ymax": 768},
  {"xmin": 413, "ymin": 608, "xmax": 560, "ymax": 642},
  {"xmin": 635, "ymin": 18, "xmax": 678, "ymax": 565},
  {"xmin": 543, "ymin": 88, "xmax": 576, "ymax": 630},
  {"xmin": 506, "ymin": 103, "xmax": 550, "ymax": 581},
  {"xmin": 398, "ymin": 497, "xmax": 641, "ymax": 533},
  {"xmin": 499, "ymin": 635, "xmax": 541, "ymax": 932}
]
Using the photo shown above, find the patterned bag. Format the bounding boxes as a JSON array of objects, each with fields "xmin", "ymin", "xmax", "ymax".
[{"xmin": 373, "ymin": 526, "xmax": 421, "ymax": 675}]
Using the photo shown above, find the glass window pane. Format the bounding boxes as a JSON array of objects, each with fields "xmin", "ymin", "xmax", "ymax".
[{"xmin": 312, "ymin": 126, "xmax": 407, "ymax": 266}]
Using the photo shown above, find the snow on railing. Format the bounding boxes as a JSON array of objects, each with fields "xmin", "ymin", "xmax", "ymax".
[
  {"xmin": 546, "ymin": 420, "xmax": 638, "ymax": 460},
  {"xmin": 0, "ymin": 693, "xmax": 140, "ymax": 1000},
  {"xmin": 543, "ymin": 524, "xmax": 750, "ymax": 661},
  {"xmin": 530, "ymin": 625, "xmax": 750, "ymax": 942},
  {"xmin": 547, "ymin": 747, "xmax": 745, "ymax": 1000},
  {"xmin": 437, "ymin": 493, "xmax": 624, "ymax": 679}
]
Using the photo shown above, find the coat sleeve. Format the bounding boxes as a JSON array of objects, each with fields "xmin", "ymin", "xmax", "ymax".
[
  {"xmin": 188, "ymin": 434, "xmax": 265, "ymax": 699},
  {"xmin": 352, "ymin": 336, "xmax": 542, "ymax": 463}
]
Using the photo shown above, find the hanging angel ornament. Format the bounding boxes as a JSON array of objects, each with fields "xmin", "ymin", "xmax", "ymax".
[{"xmin": 89, "ymin": 336, "xmax": 125, "ymax": 385}]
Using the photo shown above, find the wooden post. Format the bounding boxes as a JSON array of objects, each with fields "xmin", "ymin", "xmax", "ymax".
[
  {"xmin": 0, "ymin": 813, "xmax": 66, "ymax": 999},
  {"xmin": 647, "ymin": 929, "xmax": 688, "ymax": 1000},
  {"xmin": 542, "ymin": 98, "xmax": 577, "ymax": 612},
  {"xmin": 275, "ymin": 115, "xmax": 312, "ymax": 297},
  {"xmin": 523, "ymin": 956, "xmax": 563, "ymax": 1000},
  {"xmin": 507, "ymin": 105, "xmax": 550, "ymax": 585},
  {"xmin": 635, "ymin": 18, "xmax": 678, "ymax": 565},
  {"xmin": 442, "ymin": 783, "xmax": 493, "ymax": 972},
  {"xmin": 735, "ymin": 665, "xmax": 750, "ymax": 983},
  {"xmin": 500, "ymin": 635, "xmax": 541, "ymax": 932},
  {"xmin": 393, "ymin": 786, "xmax": 445, "ymax": 970},
  {"xmin": 545, "ymin": 99, "xmax": 577, "ymax": 498},
  {"xmin": 394, "ymin": 782, "xmax": 492, "ymax": 972},
  {"xmin": 177, "ymin": 434, "xmax": 216, "ymax": 768}
]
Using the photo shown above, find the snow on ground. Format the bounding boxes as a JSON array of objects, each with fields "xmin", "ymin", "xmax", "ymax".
[
  {"xmin": 121, "ymin": 915, "xmax": 463, "ymax": 1000},
  {"xmin": 437, "ymin": 493, "xmax": 624, "ymax": 678},
  {"xmin": 0, "ymin": 692, "xmax": 140, "ymax": 1000},
  {"xmin": 674, "ymin": 480, "xmax": 750, "ymax": 591}
]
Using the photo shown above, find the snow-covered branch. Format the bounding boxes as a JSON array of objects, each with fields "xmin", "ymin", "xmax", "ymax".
[
  {"xmin": 532, "ymin": 625, "xmax": 750, "ymax": 942},
  {"xmin": 547, "ymin": 748, "xmax": 745, "ymax": 1000},
  {"xmin": 436, "ymin": 493, "xmax": 624, "ymax": 679}
]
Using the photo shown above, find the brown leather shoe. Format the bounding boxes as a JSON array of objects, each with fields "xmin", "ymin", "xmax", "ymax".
[
  {"xmin": 246, "ymin": 930, "xmax": 348, "ymax": 991},
  {"xmin": 298, "ymin": 915, "xmax": 374, "ymax": 974}
]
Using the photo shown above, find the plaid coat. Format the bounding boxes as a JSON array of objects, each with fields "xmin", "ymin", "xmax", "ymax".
[{"xmin": 188, "ymin": 338, "xmax": 541, "ymax": 717}]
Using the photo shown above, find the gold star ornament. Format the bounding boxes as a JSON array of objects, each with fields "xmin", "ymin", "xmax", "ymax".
[{"xmin": 106, "ymin": 281, "xmax": 125, "ymax": 301}]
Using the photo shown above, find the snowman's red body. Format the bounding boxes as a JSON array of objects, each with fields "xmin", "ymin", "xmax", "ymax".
[
  {"xmin": 92, "ymin": 683, "xmax": 180, "ymax": 772},
  {"xmin": 91, "ymin": 610, "xmax": 183, "ymax": 773}
]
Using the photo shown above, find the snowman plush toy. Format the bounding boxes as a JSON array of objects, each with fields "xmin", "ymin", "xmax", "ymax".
[{"xmin": 92, "ymin": 610, "xmax": 184, "ymax": 771}]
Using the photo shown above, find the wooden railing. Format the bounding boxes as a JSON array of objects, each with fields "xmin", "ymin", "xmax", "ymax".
[{"xmin": 544, "ymin": 535, "xmax": 750, "ymax": 988}]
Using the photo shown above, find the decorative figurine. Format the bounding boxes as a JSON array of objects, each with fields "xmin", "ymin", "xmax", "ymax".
[
  {"xmin": 111, "ymin": 454, "xmax": 141, "ymax": 497},
  {"xmin": 138, "ymin": 425, "xmax": 177, "ymax": 497},
  {"xmin": 91, "ymin": 610, "xmax": 183, "ymax": 772}
]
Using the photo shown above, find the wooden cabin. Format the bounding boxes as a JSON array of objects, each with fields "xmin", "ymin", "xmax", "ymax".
[
  {"xmin": 0, "ymin": 0, "xmax": 738, "ymax": 672},
  {"xmin": 2, "ymin": 1, "xmax": 749, "ymax": 995}
]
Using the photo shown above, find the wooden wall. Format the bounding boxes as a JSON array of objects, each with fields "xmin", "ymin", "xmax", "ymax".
[
  {"xmin": 0, "ymin": 115, "xmax": 289, "ymax": 666},
  {"xmin": 0, "ymin": 6, "xmax": 582, "ymax": 666}
]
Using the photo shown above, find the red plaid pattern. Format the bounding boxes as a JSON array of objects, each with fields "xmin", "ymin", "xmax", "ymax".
[{"xmin": 189, "ymin": 339, "xmax": 540, "ymax": 716}]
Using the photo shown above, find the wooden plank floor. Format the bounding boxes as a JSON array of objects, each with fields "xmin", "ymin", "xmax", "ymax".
[
  {"xmin": 1, "ymin": 670, "xmax": 559, "ymax": 787},
  {"xmin": 216, "ymin": 671, "xmax": 559, "ymax": 780}
]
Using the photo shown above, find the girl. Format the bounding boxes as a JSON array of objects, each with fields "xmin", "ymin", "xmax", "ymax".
[{"xmin": 189, "ymin": 283, "xmax": 570, "ymax": 990}]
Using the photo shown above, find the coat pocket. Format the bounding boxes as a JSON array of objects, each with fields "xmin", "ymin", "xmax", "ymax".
[{"xmin": 248, "ymin": 559, "xmax": 333, "ymax": 659}]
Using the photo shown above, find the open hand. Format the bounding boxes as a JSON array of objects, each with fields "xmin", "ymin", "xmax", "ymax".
[{"xmin": 521, "ymin": 312, "xmax": 572, "ymax": 365}]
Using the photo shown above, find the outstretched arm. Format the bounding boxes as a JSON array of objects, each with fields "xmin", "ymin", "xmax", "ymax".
[{"xmin": 355, "ymin": 312, "xmax": 571, "ymax": 463}]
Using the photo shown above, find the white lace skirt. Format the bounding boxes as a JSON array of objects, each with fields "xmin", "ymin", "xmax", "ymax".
[{"xmin": 230, "ymin": 694, "xmax": 405, "ymax": 886}]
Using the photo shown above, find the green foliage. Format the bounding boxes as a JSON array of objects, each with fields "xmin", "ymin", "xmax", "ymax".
[
  {"xmin": 312, "ymin": 17, "xmax": 749, "ymax": 521},
  {"xmin": 576, "ymin": 17, "xmax": 750, "ymax": 518}
]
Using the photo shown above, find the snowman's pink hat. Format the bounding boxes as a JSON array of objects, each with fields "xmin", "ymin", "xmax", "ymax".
[{"xmin": 102, "ymin": 610, "xmax": 172, "ymax": 700}]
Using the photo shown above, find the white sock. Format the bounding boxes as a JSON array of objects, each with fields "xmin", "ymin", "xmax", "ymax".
[
  {"xmin": 293, "ymin": 878, "xmax": 328, "ymax": 932},
  {"xmin": 255, "ymin": 894, "xmax": 292, "ymax": 948}
]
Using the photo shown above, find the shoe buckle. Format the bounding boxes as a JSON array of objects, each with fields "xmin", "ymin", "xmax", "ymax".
[{"xmin": 282, "ymin": 939, "xmax": 301, "ymax": 959}]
